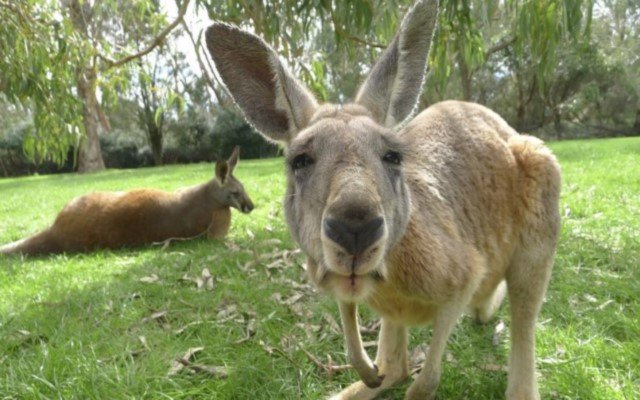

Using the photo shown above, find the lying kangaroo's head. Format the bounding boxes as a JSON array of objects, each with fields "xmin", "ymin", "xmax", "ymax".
[
  {"xmin": 213, "ymin": 146, "xmax": 254, "ymax": 214},
  {"xmin": 206, "ymin": 0, "xmax": 438, "ymax": 300}
]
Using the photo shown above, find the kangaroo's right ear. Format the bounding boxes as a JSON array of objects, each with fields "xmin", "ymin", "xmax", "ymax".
[{"xmin": 206, "ymin": 23, "xmax": 319, "ymax": 145}]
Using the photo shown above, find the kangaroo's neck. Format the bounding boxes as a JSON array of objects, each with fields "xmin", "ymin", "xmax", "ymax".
[{"xmin": 175, "ymin": 180, "xmax": 226, "ymax": 214}]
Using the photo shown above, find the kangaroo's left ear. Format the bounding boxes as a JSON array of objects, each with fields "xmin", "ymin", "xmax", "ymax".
[
  {"xmin": 215, "ymin": 160, "xmax": 230, "ymax": 183},
  {"xmin": 228, "ymin": 146, "xmax": 240, "ymax": 172},
  {"xmin": 355, "ymin": 0, "xmax": 439, "ymax": 128}
]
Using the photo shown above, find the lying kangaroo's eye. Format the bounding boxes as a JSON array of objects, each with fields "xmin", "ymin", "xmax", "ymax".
[
  {"xmin": 291, "ymin": 154, "xmax": 314, "ymax": 170},
  {"xmin": 382, "ymin": 151, "xmax": 402, "ymax": 165}
]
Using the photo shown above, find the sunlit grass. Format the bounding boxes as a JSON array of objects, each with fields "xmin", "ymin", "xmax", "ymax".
[{"xmin": 1, "ymin": 137, "xmax": 638, "ymax": 399}]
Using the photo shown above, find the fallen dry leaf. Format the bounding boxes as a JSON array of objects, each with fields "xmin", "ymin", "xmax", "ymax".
[
  {"xmin": 480, "ymin": 363, "xmax": 508, "ymax": 372},
  {"xmin": 492, "ymin": 320, "xmax": 506, "ymax": 346},
  {"xmin": 167, "ymin": 347, "xmax": 204, "ymax": 376},
  {"xmin": 141, "ymin": 310, "xmax": 168, "ymax": 324},
  {"xmin": 360, "ymin": 320, "xmax": 381, "ymax": 335},
  {"xmin": 301, "ymin": 348, "xmax": 352, "ymax": 378},
  {"xmin": 197, "ymin": 268, "xmax": 215, "ymax": 291},
  {"xmin": 235, "ymin": 313, "xmax": 257, "ymax": 344},
  {"xmin": 139, "ymin": 274, "xmax": 160, "ymax": 284},
  {"xmin": 322, "ymin": 313, "xmax": 341, "ymax": 334},
  {"xmin": 174, "ymin": 320, "xmax": 206, "ymax": 335},
  {"xmin": 216, "ymin": 303, "xmax": 238, "ymax": 322},
  {"xmin": 177, "ymin": 359, "xmax": 228, "ymax": 378}
]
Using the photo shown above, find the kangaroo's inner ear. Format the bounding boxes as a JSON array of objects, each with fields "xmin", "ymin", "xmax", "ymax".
[
  {"xmin": 206, "ymin": 23, "xmax": 318, "ymax": 145},
  {"xmin": 356, "ymin": 0, "xmax": 439, "ymax": 128},
  {"xmin": 215, "ymin": 160, "xmax": 229, "ymax": 183}
]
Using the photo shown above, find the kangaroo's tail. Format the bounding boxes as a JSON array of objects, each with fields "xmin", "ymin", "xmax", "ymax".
[{"xmin": 0, "ymin": 229, "xmax": 60, "ymax": 256}]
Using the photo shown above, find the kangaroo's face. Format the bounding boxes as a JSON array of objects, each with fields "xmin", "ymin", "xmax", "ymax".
[
  {"xmin": 206, "ymin": 0, "xmax": 437, "ymax": 300},
  {"xmin": 283, "ymin": 105, "xmax": 410, "ymax": 301},
  {"xmin": 214, "ymin": 146, "xmax": 254, "ymax": 214}
]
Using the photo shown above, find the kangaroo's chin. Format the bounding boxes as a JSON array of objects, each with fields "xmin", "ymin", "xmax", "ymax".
[{"xmin": 322, "ymin": 271, "xmax": 377, "ymax": 302}]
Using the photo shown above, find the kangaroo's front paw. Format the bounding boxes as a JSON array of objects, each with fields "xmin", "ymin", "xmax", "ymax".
[{"xmin": 356, "ymin": 363, "xmax": 385, "ymax": 388}]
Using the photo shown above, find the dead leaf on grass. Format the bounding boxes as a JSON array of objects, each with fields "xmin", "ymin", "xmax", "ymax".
[
  {"xmin": 139, "ymin": 335, "xmax": 150, "ymax": 351},
  {"xmin": 141, "ymin": 310, "xmax": 170, "ymax": 330},
  {"xmin": 167, "ymin": 346, "xmax": 204, "ymax": 376},
  {"xmin": 480, "ymin": 363, "xmax": 508, "ymax": 372},
  {"xmin": 322, "ymin": 313, "xmax": 341, "ymax": 334},
  {"xmin": 410, "ymin": 345, "xmax": 428, "ymax": 375},
  {"xmin": 360, "ymin": 320, "xmax": 381, "ymax": 335},
  {"xmin": 302, "ymin": 348, "xmax": 351, "ymax": 378},
  {"xmin": 225, "ymin": 242, "xmax": 241, "ymax": 252},
  {"xmin": 216, "ymin": 303, "xmax": 238, "ymax": 322},
  {"xmin": 177, "ymin": 358, "xmax": 228, "ymax": 378},
  {"xmin": 174, "ymin": 320, "xmax": 206, "ymax": 335},
  {"xmin": 492, "ymin": 320, "xmax": 506, "ymax": 346},
  {"xmin": 197, "ymin": 268, "xmax": 215, "ymax": 290},
  {"xmin": 235, "ymin": 314, "xmax": 257, "ymax": 344},
  {"xmin": 139, "ymin": 274, "xmax": 160, "ymax": 284}
]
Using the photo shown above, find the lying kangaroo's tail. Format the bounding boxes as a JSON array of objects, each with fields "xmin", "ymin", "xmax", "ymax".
[{"xmin": 0, "ymin": 229, "xmax": 60, "ymax": 256}]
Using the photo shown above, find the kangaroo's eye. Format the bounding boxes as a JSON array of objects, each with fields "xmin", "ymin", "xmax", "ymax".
[
  {"xmin": 291, "ymin": 154, "xmax": 314, "ymax": 170},
  {"xmin": 382, "ymin": 151, "xmax": 402, "ymax": 165}
]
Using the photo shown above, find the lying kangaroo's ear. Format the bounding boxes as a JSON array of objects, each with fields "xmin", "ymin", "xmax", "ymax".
[
  {"xmin": 356, "ymin": 0, "xmax": 439, "ymax": 128},
  {"xmin": 215, "ymin": 160, "xmax": 229, "ymax": 183},
  {"xmin": 206, "ymin": 23, "xmax": 318, "ymax": 145},
  {"xmin": 228, "ymin": 145, "xmax": 240, "ymax": 172}
]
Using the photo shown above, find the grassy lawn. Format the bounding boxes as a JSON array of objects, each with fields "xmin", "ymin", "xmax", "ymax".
[{"xmin": 1, "ymin": 136, "xmax": 638, "ymax": 399}]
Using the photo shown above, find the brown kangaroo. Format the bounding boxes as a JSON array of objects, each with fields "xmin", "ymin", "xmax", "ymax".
[
  {"xmin": 0, "ymin": 146, "xmax": 254, "ymax": 256},
  {"xmin": 205, "ymin": 1, "xmax": 561, "ymax": 399}
]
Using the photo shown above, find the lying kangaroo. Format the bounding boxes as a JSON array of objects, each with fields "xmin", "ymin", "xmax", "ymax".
[
  {"xmin": 1, "ymin": 146, "xmax": 254, "ymax": 256},
  {"xmin": 205, "ymin": 0, "xmax": 560, "ymax": 398}
]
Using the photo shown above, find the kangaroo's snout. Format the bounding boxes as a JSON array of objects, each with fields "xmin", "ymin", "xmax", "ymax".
[
  {"xmin": 241, "ymin": 199, "xmax": 254, "ymax": 214},
  {"xmin": 323, "ymin": 215, "xmax": 384, "ymax": 256}
]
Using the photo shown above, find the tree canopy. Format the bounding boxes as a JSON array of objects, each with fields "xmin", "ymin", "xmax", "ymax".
[{"xmin": 1, "ymin": 0, "xmax": 638, "ymax": 176}]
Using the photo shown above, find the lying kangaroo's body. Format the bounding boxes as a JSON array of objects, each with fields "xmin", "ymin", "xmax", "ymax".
[
  {"xmin": 205, "ymin": 1, "xmax": 560, "ymax": 399},
  {"xmin": 1, "ymin": 147, "xmax": 254, "ymax": 256}
]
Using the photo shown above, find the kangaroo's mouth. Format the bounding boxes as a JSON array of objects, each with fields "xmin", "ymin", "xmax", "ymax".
[{"xmin": 315, "ymin": 262, "xmax": 386, "ymax": 302}]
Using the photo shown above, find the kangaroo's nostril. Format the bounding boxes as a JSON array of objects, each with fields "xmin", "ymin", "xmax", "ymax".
[{"xmin": 323, "ymin": 216, "xmax": 384, "ymax": 256}]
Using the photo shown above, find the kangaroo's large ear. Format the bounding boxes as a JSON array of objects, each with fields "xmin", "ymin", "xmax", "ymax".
[
  {"xmin": 215, "ymin": 160, "xmax": 229, "ymax": 183},
  {"xmin": 206, "ymin": 23, "xmax": 319, "ymax": 145},
  {"xmin": 355, "ymin": 0, "xmax": 439, "ymax": 127},
  {"xmin": 227, "ymin": 145, "xmax": 240, "ymax": 172}
]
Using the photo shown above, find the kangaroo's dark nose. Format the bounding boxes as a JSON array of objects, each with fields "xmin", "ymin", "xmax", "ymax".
[
  {"xmin": 242, "ymin": 200, "xmax": 254, "ymax": 213},
  {"xmin": 323, "ymin": 216, "xmax": 384, "ymax": 255}
]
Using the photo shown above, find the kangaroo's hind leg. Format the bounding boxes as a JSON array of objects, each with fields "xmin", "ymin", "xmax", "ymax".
[{"xmin": 505, "ymin": 246, "xmax": 555, "ymax": 400}]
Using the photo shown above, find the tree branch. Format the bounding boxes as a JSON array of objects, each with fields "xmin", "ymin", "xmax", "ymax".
[
  {"xmin": 329, "ymin": 4, "xmax": 385, "ymax": 49},
  {"xmin": 485, "ymin": 36, "xmax": 516, "ymax": 58},
  {"xmin": 98, "ymin": 0, "xmax": 190, "ymax": 70}
]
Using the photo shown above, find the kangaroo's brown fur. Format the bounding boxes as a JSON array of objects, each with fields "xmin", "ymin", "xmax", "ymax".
[
  {"xmin": 1, "ymin": 147, "xmax": 254, "ymax": 256},
  {"xmin": 205, "ymin": 1, "xmax": 560, "ymax": 399}
]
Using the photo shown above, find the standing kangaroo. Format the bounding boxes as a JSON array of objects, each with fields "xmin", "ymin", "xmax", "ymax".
[
  {"xmin": 205, "ymin": 0, "xmax": 560, "ymax": 398},
  {"xmin": 1, "ymin": 147, "xmax": 254, "ymax": 256}
]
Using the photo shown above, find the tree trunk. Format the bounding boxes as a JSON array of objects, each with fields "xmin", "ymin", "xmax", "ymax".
[
  {"xmin": 553, "ymin": 106, "xmax": 563, "ymax": 140},
  {"xmin": 77, "ymin": 68, "xmax": 105, "ymax": 172},
  {"xmin": 149, "ymin": 125, "xmax": 163, "ymax": 166},
  {"xmin": 632, "ymin": 108, "xmax": 640, "ymax": 135},
  {"xmin": 457, "ymin": 53, "xmax": 472, "ymax": 101}
]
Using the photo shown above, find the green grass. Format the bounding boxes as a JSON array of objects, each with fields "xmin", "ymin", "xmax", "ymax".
[{"xmin": 1, "ymin": 137, "xmax": 639, "ymax": 399}]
